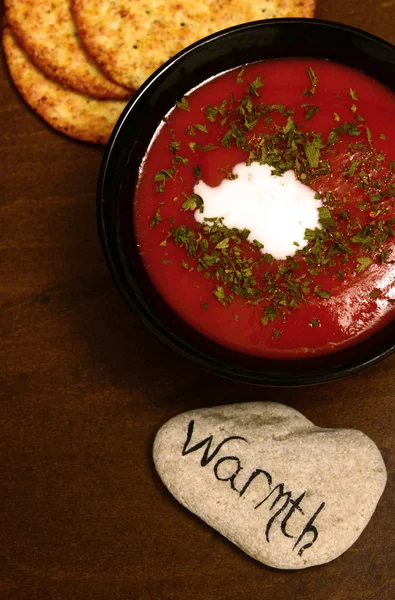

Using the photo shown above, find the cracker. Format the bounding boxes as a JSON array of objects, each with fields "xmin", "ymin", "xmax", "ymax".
[
  {"xmin": 72, "ymin": 0, "xmax": 316, "ymax": 90},
  {"xmin": 2, "ymin": 25, "xmax": 127, "ymax": 145},
  {"xmin": 4, "ymin": 0, "xmax": 131, "ymax": 98}
]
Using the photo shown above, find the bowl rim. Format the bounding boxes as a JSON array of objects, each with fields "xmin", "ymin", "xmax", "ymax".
[{"xmin": 97, "ymin": 17, "xmax": 395, "ymax": 386}]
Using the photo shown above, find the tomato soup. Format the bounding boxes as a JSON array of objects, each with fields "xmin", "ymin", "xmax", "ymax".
[{"xmin": 134, "ymin": 59, "xmax": 395, "ymax": 358}]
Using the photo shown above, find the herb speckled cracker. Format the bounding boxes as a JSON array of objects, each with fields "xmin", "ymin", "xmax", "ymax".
[
  {"xmin": 5, "ymin": 0, "xmax": 131, "ymax": 99},
  {"xmin": 2, "ymin": 25, "xmax": 127, "ymax": 145},
  {"xmin": 72, "ymin": 0, "xmax": 316, "ymax": 90}
]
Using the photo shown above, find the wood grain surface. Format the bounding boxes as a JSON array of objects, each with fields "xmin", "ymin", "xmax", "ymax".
[{"xmin": 1, "ymin": 1, "xmax": 394, "ymax": 599}]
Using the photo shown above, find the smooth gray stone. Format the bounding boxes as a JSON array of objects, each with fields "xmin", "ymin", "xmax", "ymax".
[{"xmin": 153, "ymin": 402, "xmax": 387, "ymax": 569}]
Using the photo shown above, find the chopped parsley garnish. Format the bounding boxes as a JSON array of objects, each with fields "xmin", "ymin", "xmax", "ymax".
[
  {"xmin": 150, "ymin": 210, "xmax": 163, "ymax": 228},
  {"xmin": 176, "ymin": 97, "xmax": 190, "ymax": 111},
  {"xmin": 355, "ymin": 257, "xmax": 373, "ymax": 273},
  {"xmin": 248, "ymin": 75, "xmax": 264, "ymax": 96},
  {"xmin": 369, "ymin": 288, "xmax": 381, "ymax": 300},
  {"xmin": 314, "ymin": 285, "xmax": 331, "ymax": 299},
  {"xmin": 202, "ymin": 143, "xmax": 218, "ymax": 152},
  {"xmin": 151, "ymin": 65, "xmax": 395, "ymax": 333},
  {"xmin": 302, "ymin": 104, "xmax": 320, "ymax": 120},
  {"xmin": 305, "ymin": 139, "xmax": 321, "ymax": 168},
  {"xmin": 169, "ymin": 140, "xmax": 181, "ymax": 153},
  {"xmin": 193, "ymin": 165, "xmax": 202, "ymax": 178},
  {"xmin": 181, "ymin": 192, "xmax": 203, "ymax": 212},
  {"xmin": 303, "ymin": 68, "xmax": 318, "ymax": 96},
  {"xmin": 236, "ymin": 66, "xmax": 245, "ymax": 84},
  {"xmin": 194, "ymin": 124, "xmax": 208, "ymax": 133}
]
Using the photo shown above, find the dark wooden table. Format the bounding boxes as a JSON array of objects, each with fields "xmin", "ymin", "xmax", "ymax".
[{"xmin": 1, "ymin": 2, "xmax": 394, "ymax": 599}]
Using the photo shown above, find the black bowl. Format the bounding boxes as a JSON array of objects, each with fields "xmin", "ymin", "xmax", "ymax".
[{"xmin": 97, "ymin": 18, "xmax": 395, "ymax": 386}]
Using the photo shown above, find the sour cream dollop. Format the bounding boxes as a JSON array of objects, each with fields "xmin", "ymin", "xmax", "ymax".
[{"xmin": 194, "ymin": 162, "xmax": 322, "ymax": 260}]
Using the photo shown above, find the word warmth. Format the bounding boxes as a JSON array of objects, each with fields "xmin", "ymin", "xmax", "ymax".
[{"xmin": 182, "ymin": 419, "xmax": 325, "ymax": 557}]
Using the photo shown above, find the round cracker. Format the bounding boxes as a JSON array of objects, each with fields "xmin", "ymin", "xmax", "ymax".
[
  {"xmin": 2, "ymin": 25, "xmax": 127, "ymax": 145},
  {"xmin": 5, "ymin": 0, "xmax": 132, "ymax": 98},
  {"xmin": 72, "ymin": 0, "xmax": 316, "ymax": 90}
]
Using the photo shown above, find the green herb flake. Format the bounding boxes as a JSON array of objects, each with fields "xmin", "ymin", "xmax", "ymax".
[
  {"xmin": 334, "ymin": 113, "xmax": 341, "ymax": 122},
  {"xmin": 176, "ymin": 97, "xmax": 190, "ymax": 111},
  {"xmin": 234, "ymin": 315, "xmax": 239, "ymax": 322},
  {"xmin": 327, "ymin": 129, "xmax": 339, "ymax": 146},
  {"xmin": 248, "ymin": 75, "xmax": 264, "ymax": 96},
  {"xmin": 314, "ymin": 285, "xmax": 332, "ymax": 299},
  {"xmin": 350, "ymin": 225, "xmax": 373, "ymax": 245},
  {"xmin": 193, "ymin": 165, "xmax": 202, "ymax": 178},
  {"xmin": 349, "ymin": 89, "xmax": 358, "ymax": 101},
  {"xmin": 303, "ymin": 105, "xmax": 320, "ymax": 121},
  {"xmin": 221, "ymin": 130, "xmax": 232, "ymax": 148},
  {"xmin": 154, "ymin": 168, "xmax": 175, "ymax": 182},
  {"xmin": 305, "ymin": 140, "xmax": 320, "ymax": 168},
  {"xmin": 218, "ymin": 167, "xmax": 238, "ymax": 180},
  {"xmin": 215, "ymin": 237, "xmax": 230, "ymax": 250},
  {"xmin": 355, "ymin": 257, "xmax": 373, "ymax": 273},
  {"xmin": 160, "ymin": 231, "xmax": 172, "ymax": 246},
  {"xmin": 172, "ymin": 155, "xmax": 189, "ymax": 165},
  {"xmin": 162, "ymin": 259, "xmax": 171, "ymax": 265},
  {"xmin": 195, "ymin": 124, "xmax": 208, "ymax": 134},
  {"xmin": 169, "ymin": 140, "xmax": 181, "ymax": 153},
  {"xmin": 171, "ymin": 225, "xmax": 197, "ymax": 257},
  {"xmin": 188, "ymin": 141, "xmax": 198, "ymax": 152},
  {"xmin": 202, "ymin": 143, "xmax": 218, "ymax": 152},
  {"xmin": 310, "ymin": 318, "xmax": 320, "ymax": 328},
  {"xmin": 150, "ymin": 210, "xmax": 163, "ymax": 228},
  {"xmin": 205, "ymin": 106, "xmax": 218, "ymax": 122},
  {"xmin": 236, "ymin": 66, "xmax": 245, "ymax": 84},
  {"xmin": 303, "ymin": 67, "xmax": 318, "ymax": 96},
  {"xmin": 369, "ymin": 288, "xmax": 381, "ymax": 300},
  {"xmin": 185, "ymin": 125, "xmax": 196, "ymax": 136},
  {"xmin": 181, "ymin": 192, "xmax": 204, "ymax": 212},
  {"xmin": 261, "ymin": 305, "xmax": 277, "ymax": 325},
  {"xmin": 343, "ymin": 159, "xmax": 360, "ymax": 177},
  {"xmin": 272, "ymin": 329, "xmax": 282, "ymax": 339},
  {"xmin": 379, "ymin": 133, "xmax": 387, "ymax": 140},
  {"xmin": 201, "ymin": 303, "xmax": 209, "ymax": 310},
  {"xmin": 283, "ymin": 116, "xmax": 295, "ymax": 134},
  {"xmin": 318, "ymin": 206, "xmax": 332, "ymax": 221},
  {"xmin": 334, "ymin": 122, "xmax": 361, "ymax": 136},
  {"xmin": 365, "ymin": 126, "xmax": 374, "ymax": 148},
  {"xmin": 213, "ymin": 285, "xmax": 227, "ymax": 304}
]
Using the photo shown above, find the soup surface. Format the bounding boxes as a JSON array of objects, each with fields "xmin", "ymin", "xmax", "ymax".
[{"xmin": 134, "ymin": 59, "xmax": 395, "ymax": 358}]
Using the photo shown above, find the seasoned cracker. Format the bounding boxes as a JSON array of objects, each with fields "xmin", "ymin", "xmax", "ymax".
[
  {"xmin": 72, "ymin": 0, "xmax": 316, "ymax": 90},
  {"xmin": 5, "ymin": 0, "xmax": 131, "ymax": 98},
  {"xmin": 2, "ymin": 25, "xmax": 127, "ymax": 145}
]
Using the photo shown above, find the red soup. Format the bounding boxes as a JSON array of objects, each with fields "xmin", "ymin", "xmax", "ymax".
[{"xmin": 134, "ymin": 58, "xmax": 395, "ymax": 359}]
